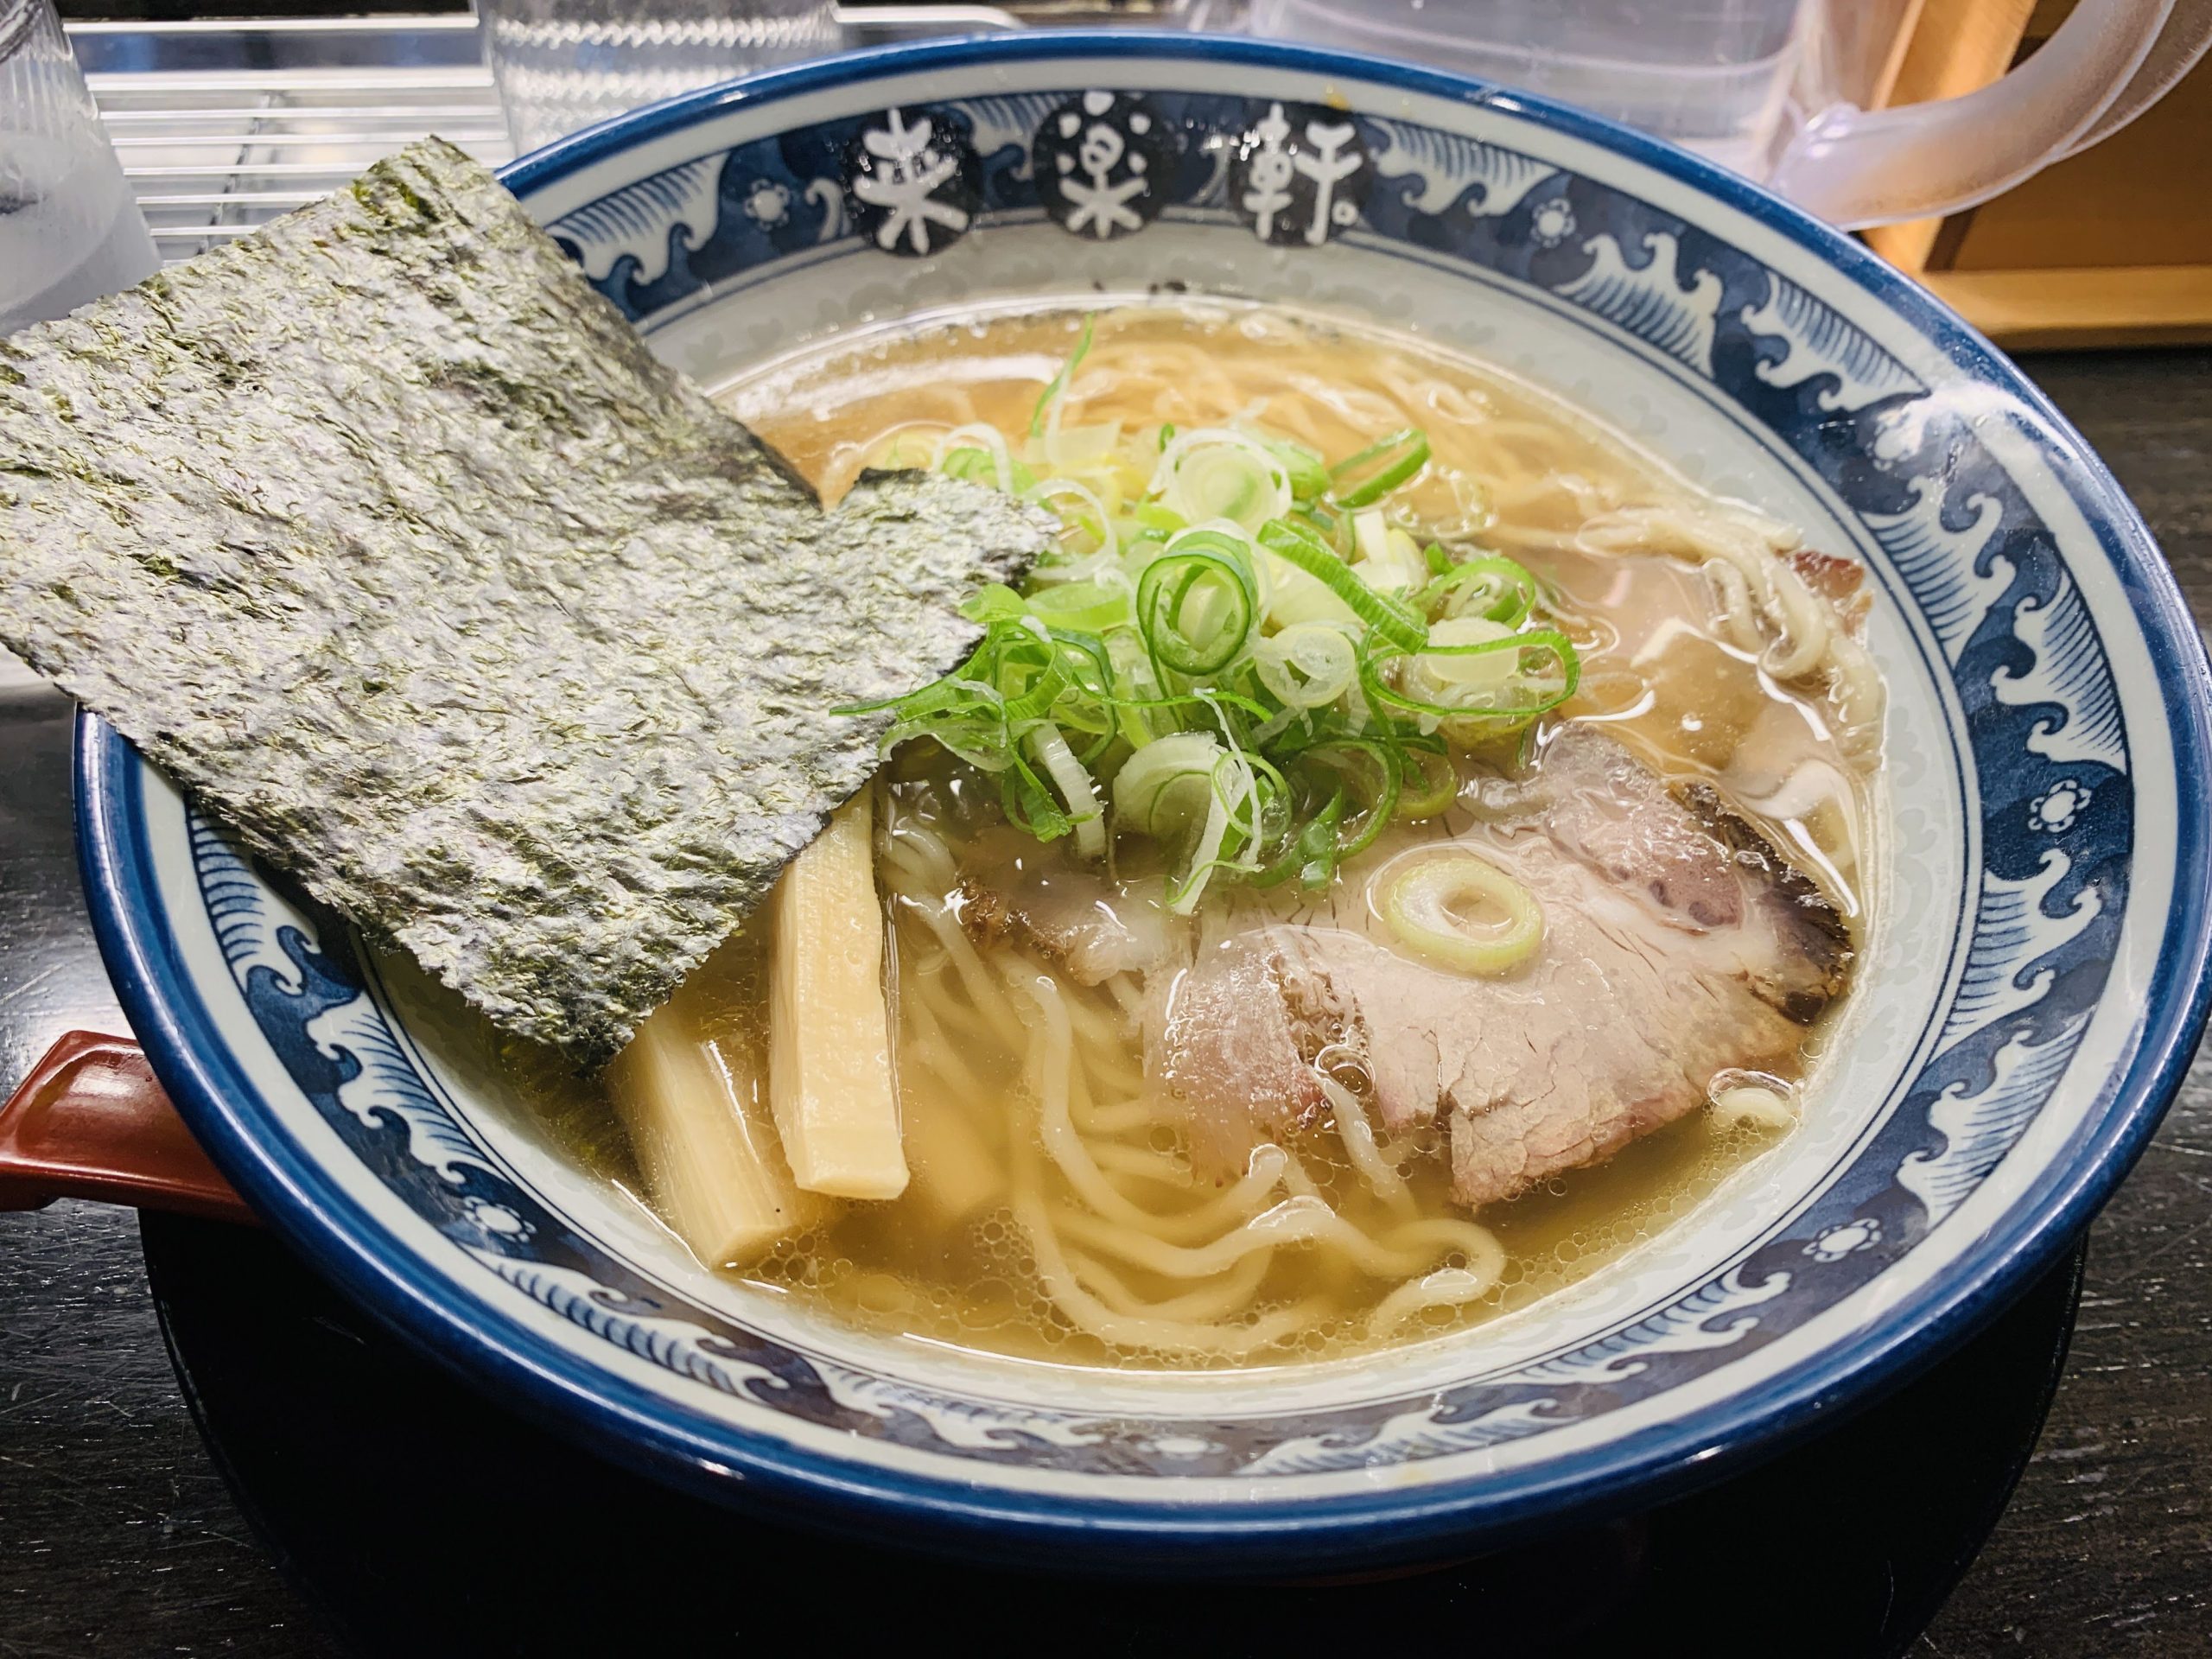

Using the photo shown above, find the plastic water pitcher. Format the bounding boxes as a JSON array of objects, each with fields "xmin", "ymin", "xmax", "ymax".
[
  {"xmin": 0, "ymin": 0, "xmax": 158, "ymax": 336},
  {"xmin": 1248, "ymin": 0, "xmax": 2212, "ymax": 229}
]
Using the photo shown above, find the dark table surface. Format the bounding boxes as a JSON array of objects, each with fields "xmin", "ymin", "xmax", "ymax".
[{"xmin": 3, "ymin": 349, "xmax": 2209, "ymax": 1656}]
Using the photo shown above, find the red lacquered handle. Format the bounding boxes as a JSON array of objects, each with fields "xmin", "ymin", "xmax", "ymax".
[{"xmin": 0, "ymin": 1032, "xmax": 255, "ymax": 1224}]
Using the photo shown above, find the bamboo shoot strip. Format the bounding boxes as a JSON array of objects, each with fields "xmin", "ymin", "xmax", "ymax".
[
  {"xmin": 769, "ymin": 793, "xmax": 909, "ymax": 1199},
  {"xmin": 606, "ymin": 944, "xmax": 827, "ymax": 1266}
]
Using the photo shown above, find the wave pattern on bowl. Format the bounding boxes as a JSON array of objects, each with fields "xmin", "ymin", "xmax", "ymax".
[{"xmin": 151, "ymin": 77, "xmax": 2135, "ymax": 1481}]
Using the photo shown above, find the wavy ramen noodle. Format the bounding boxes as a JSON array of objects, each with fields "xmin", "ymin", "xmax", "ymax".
[{"xmin": 406, "ymin": 300, "xmax": 1879, "ymax": 1370}]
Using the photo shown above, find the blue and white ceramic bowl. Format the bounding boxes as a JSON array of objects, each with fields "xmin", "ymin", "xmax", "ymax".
[{"xmin": 78, "ymin": 34, "xmax": 2212, "ymax": 1575}]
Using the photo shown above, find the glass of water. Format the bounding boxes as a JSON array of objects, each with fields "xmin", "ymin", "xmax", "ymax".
[
  {"xmin": 1, "ymin": 0, "xmax": 158, "ymax": 337},
  {"xmin": 476, "ymin": 0, "xmax": 844, "ymax": 156}
]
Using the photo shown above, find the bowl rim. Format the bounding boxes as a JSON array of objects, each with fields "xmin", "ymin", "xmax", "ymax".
[{"xmin": 75, "ymin": 29, "xmax": 2212, "ymax": 1573}]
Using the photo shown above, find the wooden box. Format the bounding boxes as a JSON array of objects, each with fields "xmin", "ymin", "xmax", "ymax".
[{"xmin": 1862, "ymin": 0, "xmax": 2212, "ymax": 348}]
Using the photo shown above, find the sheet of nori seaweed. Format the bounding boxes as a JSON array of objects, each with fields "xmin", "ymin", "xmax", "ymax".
[{"xmin": 0, "ymin": 137, "xmax": 1052, "ymax": 1064}]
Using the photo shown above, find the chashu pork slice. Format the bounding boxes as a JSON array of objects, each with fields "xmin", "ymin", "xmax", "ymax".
[
  {"xmin": 1147, "ymin": 725, "xmax": 1853, "ymax": 1208},
  {"xmin": 951, "ymin": 828, "xmax": 1182, "ymax": 986}
]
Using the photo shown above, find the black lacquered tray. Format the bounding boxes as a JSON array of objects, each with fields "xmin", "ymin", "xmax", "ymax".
[{"xmin": 143, "ymin": 1210, "xmax": 2083, "ymax": 1656}]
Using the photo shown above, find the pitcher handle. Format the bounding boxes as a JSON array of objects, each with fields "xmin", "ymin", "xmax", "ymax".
[
  {"xmin": 2063, "ymin": 0, "xmax": 2212, "ymax": 155},
  {"xmin": 0, "ymin": 1031, "xmax": 255, "ymax": 1224},
  {"xmin": 1772, "ymin": 0, "xmax": 2212, "ymax": 229}
]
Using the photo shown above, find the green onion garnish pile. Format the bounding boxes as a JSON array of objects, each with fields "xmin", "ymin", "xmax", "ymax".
[{"xmin": 847, "ymin": 318, "xmax": 1580, "ymax": 911}]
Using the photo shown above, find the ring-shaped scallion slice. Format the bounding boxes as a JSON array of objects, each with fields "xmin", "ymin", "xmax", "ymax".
[
  {"xmin": 933, "ymin": 422, "xmax": 1018, "ymax": 493},
  {"xmin": 1363, "ymin": 626, "xmax": 1580, "ymax": 722},
  {"xmin": 1302, "ymin": 501, "xmax": 1357, "ymax": 559},
  {"xmin": 1038, "ymin": 420, "xmax": 1122, "ymax": 474},
  {"xmin": 1329, "ymin": 427, "xmax": 1431, "ymax": 509},
  {"xmin": 877, "ymin": 676, "xmax": 1010, "ymax": 773},
  {"xmin": 1400, "ymin": 616, "xmax": 1521, "ymax": 708},
  {"xmin": 1351, "ymin": 510, "xmax": 1429, "ymax": 594},
  {"xmin": 1254, "ymin": 621, "xmax": 1360, "ymax": 710},
  {"xmin": 1378, "ymin": 851, "xmax": 1544, "ymax": 975},
  {"xmin": 1112, "ymin": 730, "xmax": 1224, "ymax": 838},
  {"xmin": 1026, "ymin": 577, "xmax": 1135, "ymax": 634},
  {"xmin": 1249, "ymin": 789, "xmax": 1350, "ymax": 890},
  {"xmin": 1028, "ymin": 476, "xmax": 1119, "ymax": 564},
  {"xmin": 1150, "ymin": 428, "xmax": 1293, "ymax": 532},
  {"xmin": 1131, "ymin": 499, "xmax": 1187, "ymax": 539},
  {"xmin": 1137, "ymin": 527, "xmax": 1259, "ymax": 677},
  {"xmin": 1111, "ymin": 732, "xmax": 1260, "ymax": 913},
  {"xmin": 1264, "ymin": 438, "xmax": 1330, "ymax": 501},
  {"xmin": 1290, "ymin": 736, "xmax": 1403, "ymax": 859},
  {"xmin": 1170, "ymin": 762, "xmax": 1241, "ymax": 914},
  {"xmin": 1172, "ymin": 747, "xmax": 1280, "ymax": 913},
  {"xmin": 1421, "ymin": 555, "xmax": 1539, "ymax": 627},
  {"xmin": 1224, "ymin": 740, "xmax": 1293, "ymax": 861},
  {"xmin": 1256, "ymin": 518, "xmax": 1428, "ymax": 653},
  {"xmin": 1395, "ymin": 745, "xmax": 1460, "ymax": 820},
  {"xmin": 1027, "ymin": 722, "xmax": 1107, "ymax": 860}
]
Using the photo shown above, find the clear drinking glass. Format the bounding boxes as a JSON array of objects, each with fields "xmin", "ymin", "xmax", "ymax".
[
  {"xmin": 0, "ymin": 0, "xmax": 157, "ymax": 337},
  {"xmin": 475, "ymin": 0, "xmax": 844, "ymax": 155}
]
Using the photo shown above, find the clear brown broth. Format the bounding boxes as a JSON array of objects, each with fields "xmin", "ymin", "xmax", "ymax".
[{"xmin": 404, "ymin": 298, "xmax": 1873, "ymax": 1371}]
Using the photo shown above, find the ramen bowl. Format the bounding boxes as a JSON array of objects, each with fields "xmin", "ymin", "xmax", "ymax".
[{"xmin": 77, "ymin": 32, "xmax": 2212, "ymax": 1575}]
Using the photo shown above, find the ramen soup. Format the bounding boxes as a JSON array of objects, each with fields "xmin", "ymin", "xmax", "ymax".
[{"xmin": 405, "ymin": 299, "xmax": 1883, "ymax": 1370}]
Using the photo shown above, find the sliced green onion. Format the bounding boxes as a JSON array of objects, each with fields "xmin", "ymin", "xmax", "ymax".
[
  {"xmin": 1030, "ymin": 313, "xmax": 1096, "ymax": 439},
  {"xmin": 1249, "ymin": 790, "xmax": 1349, "ymax": 890},
  {"xmin": 1254, "ymin": 621, "xmax": 1359, "ymax": 709},
  {"xmin": 1171, "ymin": 764, "xmax": 1238, "ymax": 913},
  {"xmin": 1026, "ymin": 578, "xmax": 1135, "ymax": 633},
  {"xmin": 1137, "ymin": 528, "xmax": 1258, "ymax": 677},
  {"xmin": 864, "ymin": 427, "xmax": 938, "ymax": 472},
  {"xmin": 1105, "ymin": 627, "xmax": 1165, "ymax": 750},
  {"xmin": 1110, "ymin": 732, "xmax": 1263, "ymax": 914},
  {"xmin": 1403, "ymin": 616, "xmax": 1519, "ymax": 704},
  {"xmin": 1351, "ymin": 510, "xmax": 1430, "ymax": 594},
  {"xmin": 1029, "ymin": 476, "xmax": 1118, "ymax": 563},
  {"xmin": 1329, "ymin": 427, "xmax": 1430, "ymax": 509},
  {"xmin": 1257, "ymin": 518, "xmax": 1427, "ymax": 653},
  {"xmin": 998, "ymin": 631, "xmax": 1103, "ymax": 728},
  {"xmin": 1131, "ymin": 499, "xmax": 1187, "ymax": 537},
  {"xmin": 1420, "ymin": 555, "xmax": 1537, "ymax": 626},
  {"xmin": 1396, "ymin": 745, "xmax": 1459, "ymax": 820},
  {"xmin": 1151, "ymin": 429, "xmax": 1293, "ymax": 532},
  {"xmin": 942, "ymin": 447, "xmax": 1005, "ymax": 489},
  {"xmin": 1361, "ymin": 626, "xmax": 1580, "ymax": 723},
  {"xmin": 1379, "ymin": 852, "xmax": 1544, "ymax": 975},
  {"xmin": 1264, "ymin": 438, "xmax": 1331, "ymax": 501},
  {"xmin": 959, "ymin": 582, "xmax": 1028, "ymax": 626},
  {"xmin": 1173, "ymin": 747, "xmax": 1278, "ymax": 914},
  {"xmin": 1027, "ymin": 723, "xmax": 1106, "ymax": 860},
  {"xmin": 1112, "ymin": 730, "xmax": 1221, "ymax": 836},
  {"xmin": 1001, "ymin": 752, "xmax": 1075, "ymax": 842},
  {"xmin": 1215, "ymin": 728, "xmax": 1289, "ymax": 858},
  {"xmin": 868, "ymin": 676, "xmax": 1013, "ymax": 773},
  {"xmin": 1297, "ymin": 501, "xmax": 1357, "ymax": 559},
  {"xmin": 1289, "ymin": 736, "xmax": 1402, "ymax": 858},
  {"xmin": 1256, "ymin": 552, "xmax": 1361, "ymax": 632},
  {"xmin": 851, "ymin": 397, "xmax": 1584, "ymax": 913},
  {"xmin": 935, "ymin": 422, "xmax": 1018, "ymax": 493}
]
